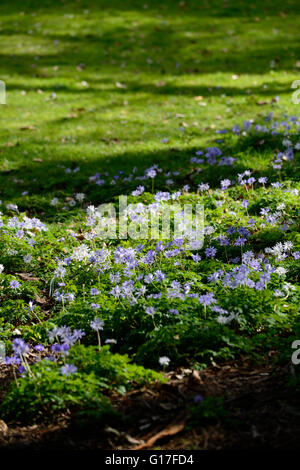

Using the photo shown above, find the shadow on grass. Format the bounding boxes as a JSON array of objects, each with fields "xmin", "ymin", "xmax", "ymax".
[
  {"xmin": 0, "ymin": 0, "xmax": 299, "ymax": 17},
  {"xmin": 0, "ymin": 126, "xmax": 298, "ymax": 223},
  {"xmin": 5, "ymin": 78, "xmax": 294, "ymax": 100},
  {"xmin": 0, "ymin": 0, "xmax": 299, "ymax": 80}
]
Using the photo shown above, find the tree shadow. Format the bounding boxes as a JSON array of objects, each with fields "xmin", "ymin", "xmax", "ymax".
[
  {"xmin": 0, "ymin": 0, "xmax": 299, "ymax": 17},
  {"xmin": 0, "ymin": 1, "xmax": 299, "ymax": 81},
  {"xmin": 0, "ymin": 119, "xmax": 297, "ymax": 223}
]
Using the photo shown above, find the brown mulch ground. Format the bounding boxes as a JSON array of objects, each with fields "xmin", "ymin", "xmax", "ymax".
[{"xmin": 0, "ymin": 357, "xmax": 300, "ymax": 450}]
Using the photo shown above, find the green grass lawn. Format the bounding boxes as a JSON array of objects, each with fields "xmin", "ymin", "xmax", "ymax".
[
  {"xmin": 0, "ymin": 0, "xmax": 300, "ymax": 448},
  {"xmin": 0, "ymin": 0, "xmax": 299, "ymax": 202}
]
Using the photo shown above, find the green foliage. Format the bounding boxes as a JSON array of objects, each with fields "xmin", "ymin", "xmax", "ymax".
[
  {"xmin": 0, "ymin": 0, "xmax": 299, "ymax": 428},
  {"xmin": 68, "ymin": 345, "xmax": 165, "ymax": 392},
  {"xmin": 0, "ymin": 345, "xmax": 164, "ymax": 423},
  {"xmin": 135, "ymin": 319, "xmax": 253, "ymax": 368},
  {"xmin": 0, "ymin": 361, "xmax": 111, "ymax": 423}
]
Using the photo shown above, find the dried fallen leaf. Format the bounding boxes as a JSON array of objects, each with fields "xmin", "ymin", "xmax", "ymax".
[
  {"xmin": 0, "ymin": 420, "xmax": 8, "ymax": 436},
  {"xmin": 34, "ymin": 294, "xmax": 48, "ymax": 304},
  {"xmin": 191, "ymin": 369, "xmax": 202, "ymax": 383},
  {"xmin": 124, "ymin": 434, "xmax": 144, "ymax": 445},
  {"xmin": 132, "ymin": 420, "xmax": 186, "ymax": 450},
  {"xmin": 16, "ymin": 273, "xmax": 40, "ymax": 282},
  {"xmin": 105, "ymin": 426, "xmax": 120, "ymax": 436}
]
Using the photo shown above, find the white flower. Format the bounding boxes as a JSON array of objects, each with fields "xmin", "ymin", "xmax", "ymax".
[
  {"xmin": 275, "ymin": 267, "xmax": 287, "ymax": 276},
  {"xmin": 51, "ymin": 197, "xmax": 59, "ymax": 206},
  {"xmin": 159, "ymin": 356, "xmax": 170, "ymax": 366},
  {"xmin": 75, "ymin": 193, "xmax": 85, "ymax": 202},
  {"xmin": 23, "ymin": 254, "xmax": 32, "ymax": 264},
  {"xmin": 216, "ymin": 313, "xmax": 236, "ymax": 324},
  {"xmin": 274, "ymin": 290, "xmax": 284, "ymax": 297},
  {"xmin": 265, "ymin": 242, "xmax": 293, "ymax": 261},
  {"xmin": 87, "ymin": 205, "xmax": 96, "ymax": 215},
  {"xmin": 0, "ymin": 264, "xmax": 4, "ymax": 274},
  {"xmin": 283, "ymin": 282, "xmax": 296, "ymax": 292},
  {"xmin": 6, "ymin": 203, "xmax": 18, "ymax": 211},
  {"xmin": 71, "ymin": 244, "xmax": 91, "ymax": 262}
]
